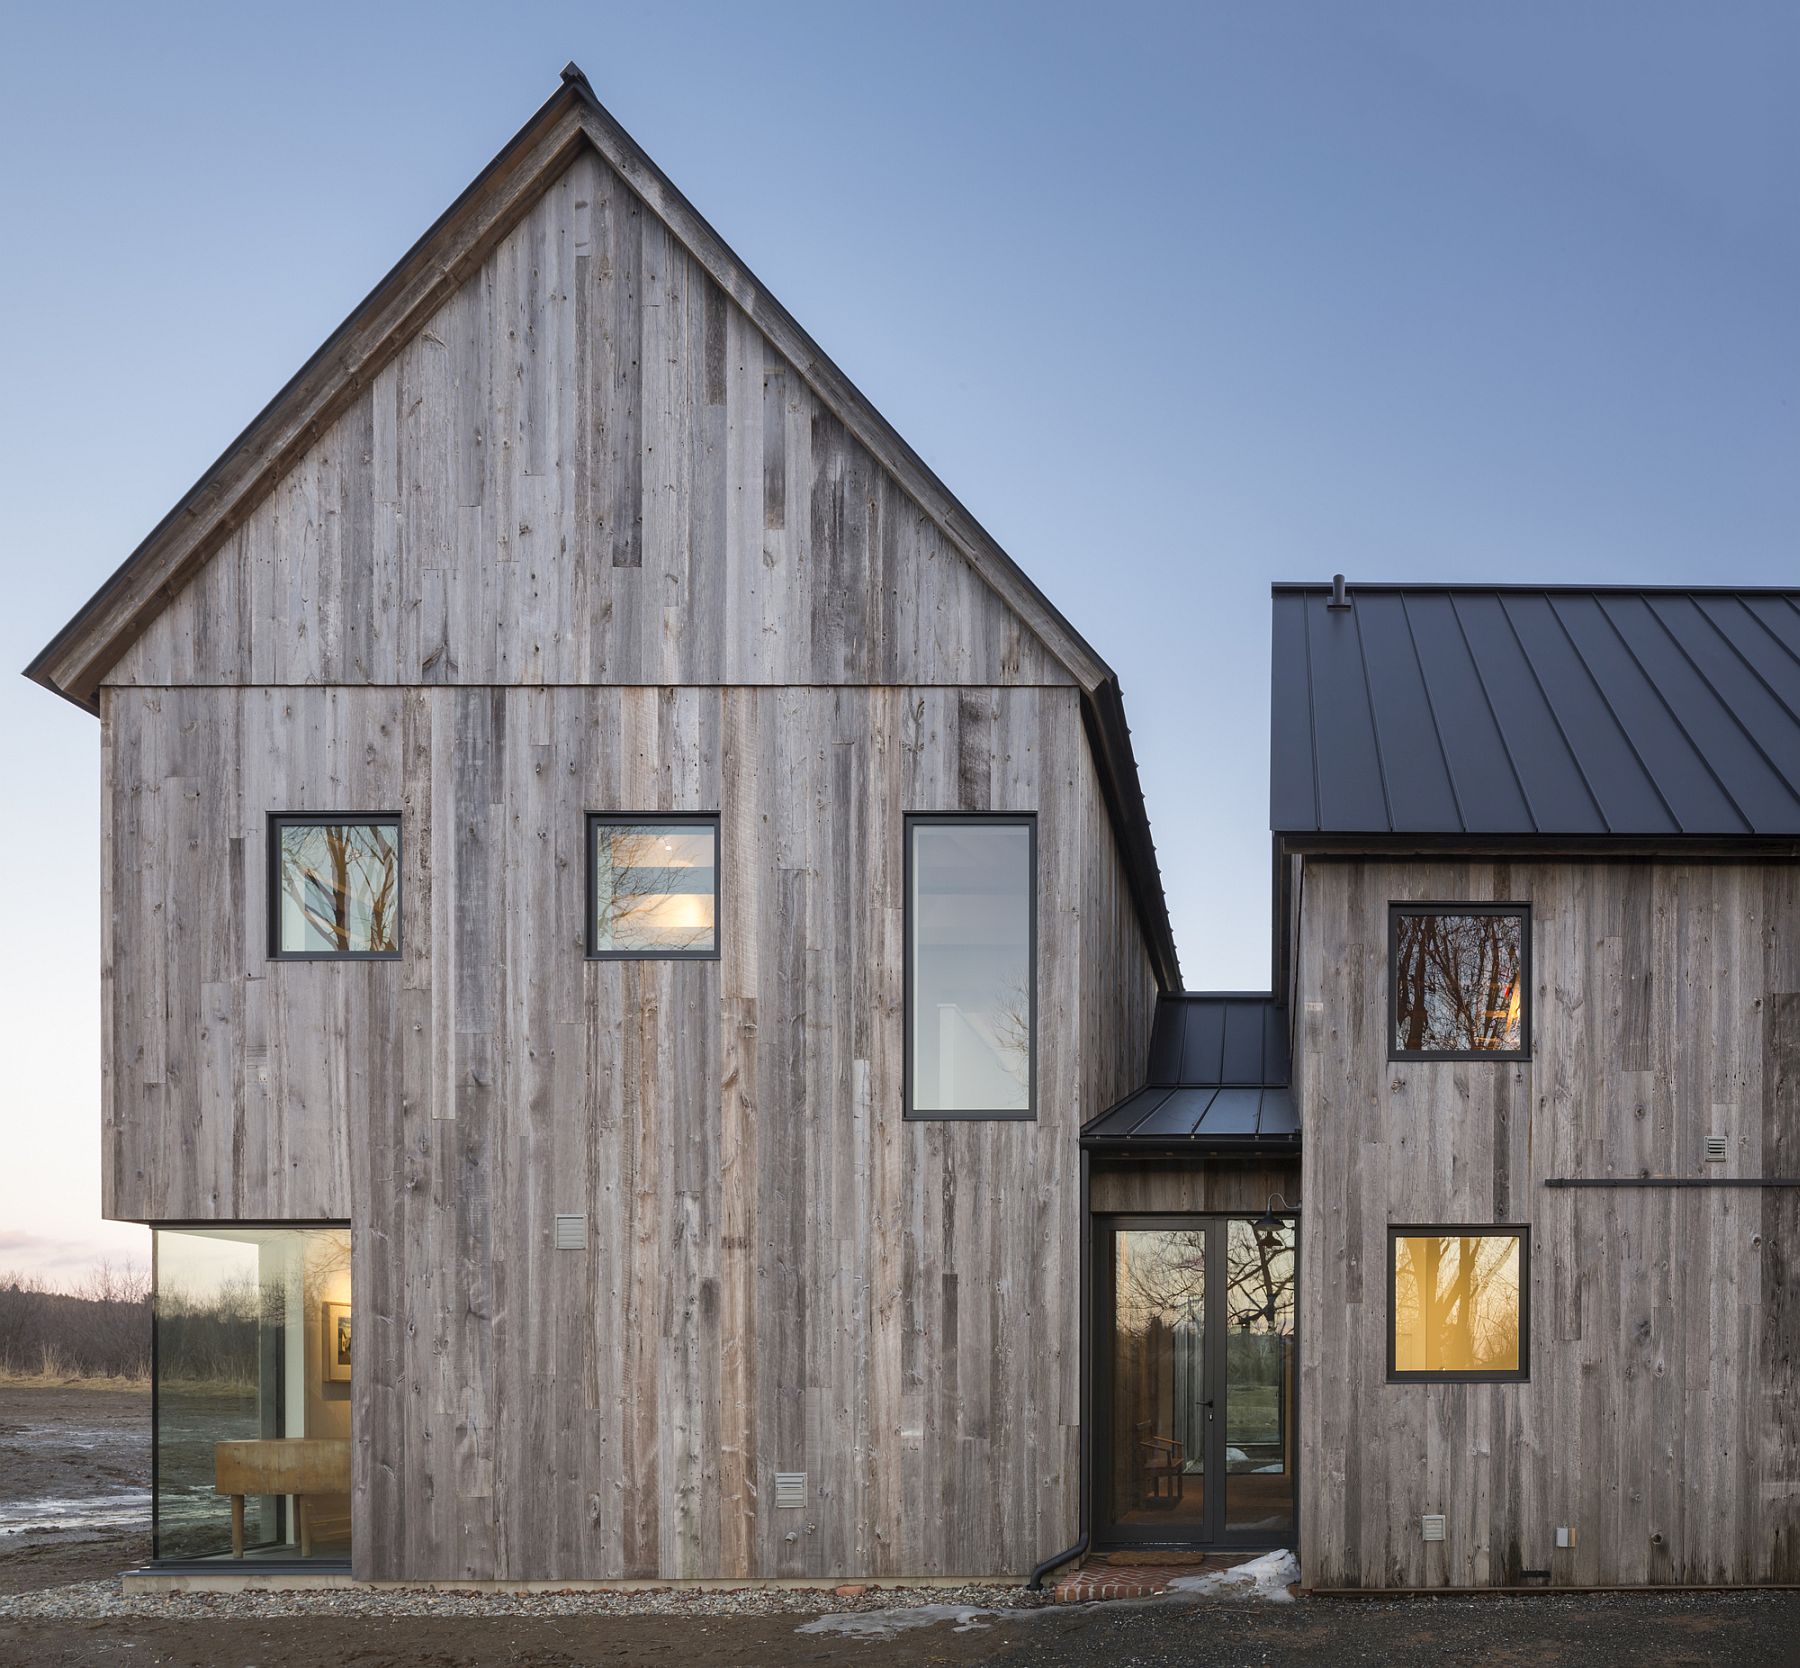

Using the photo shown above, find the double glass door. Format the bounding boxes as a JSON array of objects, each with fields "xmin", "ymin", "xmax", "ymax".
[{"xmin": 1099, "ymin": 1215, "xmax": 1297, "ymax": 1547}]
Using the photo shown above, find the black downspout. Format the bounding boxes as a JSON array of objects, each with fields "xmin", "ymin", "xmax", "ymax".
[{"xmin": 1027, "ymin": 1144, "xmax": 1092, "ymax": 1590}]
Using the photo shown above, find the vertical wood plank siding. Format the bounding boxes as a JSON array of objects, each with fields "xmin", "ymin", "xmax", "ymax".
[
  {"xmin": 104, "ymin": 149, "xmax": 1070, "ymax": 695},
  {"xmin": 1298, "ymin": 857, "xmax": 1800, "ymax": 1587},
  {"xmin": 101, "ymin": 680, "xmax": 1153, "ymax": 1579}
]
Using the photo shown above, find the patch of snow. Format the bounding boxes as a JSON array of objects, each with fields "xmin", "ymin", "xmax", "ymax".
[
  {"xmin": 1166, "ymin": 1548, "xmax": 1299, "ymax": 1604},
  {"xmin": 0, "ymin": 1489, "xmax": 151, "ymax": 1535},
  {"xmin": 796, "ymin": 1603, "xmax": 997, "ymax": 1641}
]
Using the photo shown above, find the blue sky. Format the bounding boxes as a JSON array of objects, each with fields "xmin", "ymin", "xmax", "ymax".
[{"xmin": 2, "ymin": 2, "xmax": 1795, "ymax": 1278}]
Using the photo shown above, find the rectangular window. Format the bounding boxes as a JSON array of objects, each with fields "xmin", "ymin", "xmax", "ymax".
[
  {"xmin": 152, "ymin": 1224, "xmax": 353, "ymax": 1564},
  {"xmin": 905, "ymin": 815, "xmax": 1036, "ymax": 1118},
  {"xmin": 1388, "ymin": 1227, "xmax": 1528, "ymax": 1381},
  {"xmin": 588, "ymin": 816, "xmax": 720, "ymax": 959},
  {"xmin": 270, "ymin": 818, "xmax": 400, "ymax": 958},
  {"xmin": 1390, "ymin": 903, "xmax": 1528, "ymax": 1059}
]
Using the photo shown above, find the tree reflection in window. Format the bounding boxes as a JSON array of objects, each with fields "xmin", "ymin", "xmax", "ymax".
[
  {"xmin": 1393, "ymin": 909, "xmax": 1524, "ymax": 1055},
  {"xmin": 591, "ymin": 821, "xmax": 718, "ymax": 955},
  {"xmin": 276, "ymin": 822, "xmax": 399, "ymax": 955},
  {"xmin": 1391, "ymin": 1232, "xmax": 1524, "ymax": 1376}
]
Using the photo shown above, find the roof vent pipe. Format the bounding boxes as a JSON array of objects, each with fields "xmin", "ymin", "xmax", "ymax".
[{"xmin": 1327, "ymin": 574, "xmax": 1351, "ymax": 611}]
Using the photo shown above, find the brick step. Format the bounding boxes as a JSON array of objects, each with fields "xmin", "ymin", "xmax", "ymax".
[{"xmin": 1052, "ymin": 1551, "xmax": 1252, "ymax": 1604}]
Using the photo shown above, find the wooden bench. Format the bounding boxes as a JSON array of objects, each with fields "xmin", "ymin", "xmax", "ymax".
[{"xmin": 214, "ymin": 1438, "xmax": 351, "ymax": 1557}]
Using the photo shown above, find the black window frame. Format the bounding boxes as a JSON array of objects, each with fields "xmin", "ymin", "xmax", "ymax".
[
  {"xmin": 1388, "ymin": 901, "xmax": 1532, "ymax": 1063},
  {"xmin": 1386, "ymin": 1222, "xmax": 1531, "ymax": 1384},
  {"xmin": 902, "ymin": 812, "xmax": 1038, "ymax": 1122},
  {"xmin": 585, "ymin": 813, "xmax": 722, "ymax": 962},
  {"xmin": 267, "ymin": 814, "xmax": 403, "ymax": 962}
]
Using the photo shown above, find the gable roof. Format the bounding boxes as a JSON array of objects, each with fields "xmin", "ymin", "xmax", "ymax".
[
  {"xmin": 1081, "ymin": 993, "xmax": 1297, "ymax": 1150},
  {"xmin": 1271, "ymin": 582, "xmax": 1800, "ymax": 840},
  {"xmin": 24, "ymin": 65, "xmax": 1179, "ymax": 986}
]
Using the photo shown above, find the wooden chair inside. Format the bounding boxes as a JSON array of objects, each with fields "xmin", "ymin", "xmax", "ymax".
[{"xmin": 1133, "ymin": 1421, "xmax": 1185, "ymax": 1510}]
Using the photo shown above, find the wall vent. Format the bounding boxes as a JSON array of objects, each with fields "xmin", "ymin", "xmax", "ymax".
[
  {"xmin": 774, "ymin": 1472, "xmax": 806, "ymax": 1509},
  {"xmin": 1421, "ymin": 1514, "xmax": 1446, "ymax": 1543},
  {"xmin": 1704, "ymin": 1136, "xmax": 1728, "ymax": 1163},
  {"xmin": 553, "ymin": 1214, "xmax": 588, "ymax": 1250}
]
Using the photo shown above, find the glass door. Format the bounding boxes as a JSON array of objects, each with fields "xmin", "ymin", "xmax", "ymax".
[
  {"xmin": 1221, "ymin": 1217, "xmax": 1297, "ymax": 1539},
  {"xmin": 1099, "ymin": 1215, "xmax": 1296, "ymax": 1547}
]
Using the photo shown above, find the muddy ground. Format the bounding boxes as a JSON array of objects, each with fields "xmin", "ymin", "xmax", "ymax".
[
  {"xmin": 0, "ymin": 1382, "xmax": 149, "ymax": 1594},
  {"xmin": 2, "ymin": 1385, "xmax": 1798, "ymax": 1665}
]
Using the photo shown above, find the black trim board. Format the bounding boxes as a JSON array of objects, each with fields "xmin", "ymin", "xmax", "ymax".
[{"xmin": 1545, "ymin": 1177, "xmax": 1800, "ymax": 1189}]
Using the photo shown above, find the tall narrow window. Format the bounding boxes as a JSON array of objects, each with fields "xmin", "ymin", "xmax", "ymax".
[
  {"xmin": 270, "ymin": 818, "xmax": 400, "ymax": 958},
  {"xmin": 1388, "ymin": 1227, "xmax": 1528, "ymax": 1381},
  {"xmin": 905, "ymin": 816, "xmax": 1035, "ymax": 1118},
  {"xmin": 1390, "ymin": 904, "xmax": 1528, "ymax": 1059},
  {"xmin": 588, "ymin": 816, "xmax": 720, "ymax": 959}
]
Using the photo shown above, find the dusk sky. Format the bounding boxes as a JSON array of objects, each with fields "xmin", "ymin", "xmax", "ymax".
[{"xmin": 2, "ymin": 2, "xmax": 1795, "ymax": 1281}]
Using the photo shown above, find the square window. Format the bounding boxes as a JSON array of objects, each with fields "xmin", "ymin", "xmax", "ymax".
[
  {"xmin": 588, "ymin": 816, "xmax": 719, "ymax": 959},
  {"xmin": 270, "ymin": 818, "xmax": 400, "ymax": 958},
  {"xmin": 1390, "ymin": 904, "xmax": 1529, "ymax": 1059},
  {"xmin": 1388, "ymin": 1227, "xmax": 1529, "ymax": 1381},
  {"xmin": 905, "ymin": 816, "xmax": 1036, "ymax": 1118}
]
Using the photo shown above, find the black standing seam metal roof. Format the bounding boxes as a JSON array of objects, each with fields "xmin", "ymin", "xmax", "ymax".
[
  {"xmin": 1082, "ymin": 995, "xmax": 1297, "ymax": 1148},
  {"xmin": 1270, "ymin": 584, "xmax": 1800, "ymax": 837}
]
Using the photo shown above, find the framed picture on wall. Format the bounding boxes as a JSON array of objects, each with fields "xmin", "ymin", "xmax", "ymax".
[{"xmin": 322, "ymin": 1302, "xmax": 351, "ymax": 1383}]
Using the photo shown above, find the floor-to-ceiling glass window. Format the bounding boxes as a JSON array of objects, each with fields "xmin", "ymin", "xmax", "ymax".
[{"xmin": 152, "ymin": 1225, "xmax": 352, "ymax": 1563}]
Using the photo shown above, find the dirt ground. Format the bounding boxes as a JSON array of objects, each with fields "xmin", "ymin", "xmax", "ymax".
[
  {"xmin": 3, "ymin": 1384, "xmax": 1798, "ymax": 1665},
  {"xmin": 6, "ymin": 1593, "xmax": 1800, "ymax": 1667},
  {"xmin": 0, "ymin": 1381, "xmax": 149, "ymax": 1595}
]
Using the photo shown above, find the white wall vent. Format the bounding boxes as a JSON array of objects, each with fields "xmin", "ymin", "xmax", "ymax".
[
  {"xmin": 1421, "ymin": 1514, "xmax": 1446, "ymax": 1543},
  {"xmin": 1704, "ymin": 1136, "xmax": 1728, "ymax": 1163},
  {"xmin": 553, "ymin": 1214, "xmax": 588, "ymax": 1250},
  {"xmin": 775, "ymin": 1472, "xmax": 806, "ymax": 1509}
]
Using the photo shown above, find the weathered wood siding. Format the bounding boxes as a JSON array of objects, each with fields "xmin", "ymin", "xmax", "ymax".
[
  {"xmin": 103, "ymin": 681, "xmax": 1154, "ymax": 1579},
  {"xmin": 1297, "ymin": 857, "xmax": 1800, "ymax": 1588},
  {"xmin": 103, "ymin": 148, "xmax": 1070, "ymax": 695},
  {"xmin": 1090, "ymin": 1157, "xmax": 1299, "ymax": 1217}
]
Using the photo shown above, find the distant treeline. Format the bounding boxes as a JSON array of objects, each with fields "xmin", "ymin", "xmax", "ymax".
[{"xmin": 0, "ymin": 1264, "xmax": 151, "ymax": 1382}]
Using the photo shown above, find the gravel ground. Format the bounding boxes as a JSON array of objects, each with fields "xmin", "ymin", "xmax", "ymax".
[{"xmin": 0, "ymin": 1576, "xmax": 1044, "ymax": 1622}]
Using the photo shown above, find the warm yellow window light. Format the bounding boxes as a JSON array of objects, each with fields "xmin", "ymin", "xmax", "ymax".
[{"xmin": 1391, "ymin": 1232, "xmax": 1525, "ymax": 1376}]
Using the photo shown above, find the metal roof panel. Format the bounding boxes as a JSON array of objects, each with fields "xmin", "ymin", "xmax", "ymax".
[
  {"xmin": 1305, "ymin": 596, "xmax": 1392, "ymax": 831},
  {"xmin": 1193, "ymin": 1087, "xmax": 1264, "ymax": 1136},
  {"xmin": 1354, "ymin": 591, "xmax": 1462, "ymax": 830},
  {"xmin": 1408, "ymin": 593, "xmax": 1535, "ymax": 832},
  {"xmin": 1271, "ymin": 584, "xmax": 1800, "ymax": 837}
]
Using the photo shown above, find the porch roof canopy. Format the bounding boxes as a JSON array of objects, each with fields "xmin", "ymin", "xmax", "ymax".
[{"xmin": 1082, "ymin": 994, "xmax": 1297, "ymax": 1150}]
